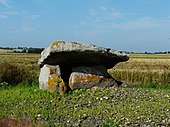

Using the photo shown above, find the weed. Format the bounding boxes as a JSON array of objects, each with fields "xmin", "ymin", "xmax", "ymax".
[
  {"xmin": 0, "ymin": 62, "xmax": 38, "ymax": 85},
  {"xmin": 123, "ymin": 83, "xmax": 170, "ymax": 90}
]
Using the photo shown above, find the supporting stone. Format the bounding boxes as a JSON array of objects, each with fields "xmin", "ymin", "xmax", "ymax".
[
  {"xmin": 69, "ymin": 65, "xmax": 120, "ymax": 90},
  {"xmin": 39, "ymin": 64, "xmax": 67, "ymax": 94}
]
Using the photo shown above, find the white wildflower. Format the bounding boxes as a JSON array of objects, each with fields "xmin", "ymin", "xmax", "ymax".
[
  {"xmin": 103, "ymin": 96, "xmax": 109, "ymax": 100},
  {"xmin": 100, "ymin": 98, "xmax": 103, "ymax": 101}
]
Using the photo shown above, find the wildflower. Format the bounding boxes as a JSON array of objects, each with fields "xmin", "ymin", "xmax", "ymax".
[
  {"xmin": 164, "ymin": 95, "xmax": 169, "ymax": 98},
  {"xmin": 103, "ymin": 96, "xmax": 109, "ymax": 100},
  {"xmin": 100, "ymin": 98, "xmax": 103, "ymax": 101}
]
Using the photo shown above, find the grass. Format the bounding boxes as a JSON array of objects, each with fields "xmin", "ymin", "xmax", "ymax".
[
  {"xmin": 1, "ymin": 83, "xmax": 170, "ymax": 126},
  {"xmin": 123, "ymin": 82, "xmax": 170, "ymax": 90},
  {"xmin": 0, "ymin": 52, "xmax": 170, "ymax": 126},
  {"xmin": 0, "ymin": 53, "xmax": 40, "ymax": 85},
  {"xmin": 0, "ymin": 62, "xmax": 38, "ymax": 85}
]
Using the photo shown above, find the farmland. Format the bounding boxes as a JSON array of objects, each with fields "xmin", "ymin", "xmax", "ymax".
[
  {"xmin": 111, "ymin": 54, "xmax": 170, "ymax": 86},
  {"xmin": 1, "ymin": 52, "xmax": 169, "ymax": 85},
  {"xmin": 0, "ymin": 52, "xmax": 170, "ymax": 126}
]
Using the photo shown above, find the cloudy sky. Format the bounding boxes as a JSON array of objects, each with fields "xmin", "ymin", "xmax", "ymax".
[{"xmin": 0, "ymin": 0, "xmax": 170, "ymax": 52}]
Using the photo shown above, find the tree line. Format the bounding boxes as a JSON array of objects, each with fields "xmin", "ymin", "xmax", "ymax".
[
  {"xmin": 0, "ymin": 47, "xmax": 169, "ymax": 54},
  {"xmin": 0, "ymin": 47, "xmax": 44, "ymax": 54}
]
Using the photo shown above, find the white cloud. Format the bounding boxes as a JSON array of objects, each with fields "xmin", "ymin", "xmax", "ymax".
[
  {"xmin": 21, "ymin": 14, "xmax": 39, "ymax": 32},
  {"xmin": 110, "ymin": 17, "xmax": 159, "ymax": 30},
  {"xmin": 84, "ymin": 7, "xmax": 159, "ymax": 30},
  {"xmin": 0, "ymin": 10, "xmax": 25, "ymax": 20},
  {"xmin": 77, "ymin": 6, "xmax": 167, "ymax": 34},
  {"xmin": 0, "ymin": 9, "xmax": 39, "ymax": 32},
  {"xmin": 75, "ymin": 16, "xmax": 168, "ymax": 38},
  {"xmin": 32, "ymin": 15, "xmax": 39, "ymax": 20},
  {"xmin": 100, "ymin": 6, "xmax": 107, "ymax": 11},
  {"xmin": 22, "ymin": 25, "xmax": 35, "ymax": 32},
  {"xmin": 0, "ymin": 0, "xmax": 10, "ymax": 8},
  {"xmin": 0, "ymin": 14, "xmax": 7, "ymax": 19},
  {"xmin": 135, "ymin": 0, "xmax": 161, "ymax": 5},
  {"xmin": 0, "ymin": 11, "xmax": 23, "ymax": 20},
  {"xmin": 86, "ymin": 7, "xmax": 122, "ymax": 23},
  {"xmin": 3, "ymin": 11, "xmax": 24, "ymax": 15}
]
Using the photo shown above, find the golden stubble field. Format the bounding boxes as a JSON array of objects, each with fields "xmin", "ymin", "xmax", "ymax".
[
  {"xmin": 110, "ymin": 54, "xmax": 170, "ymax": 85},
  {"xmin": 0, "ymin": 52, "xmax": 170, "ymax": 85}
]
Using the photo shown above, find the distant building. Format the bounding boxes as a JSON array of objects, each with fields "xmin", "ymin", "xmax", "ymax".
[
  {"xmin": 13, "ymin": 49, "xmax": 24, "ymax": 53},
  {"xmin": 12, "ymin": 47, "xmax": 44, "ymax": 53}
]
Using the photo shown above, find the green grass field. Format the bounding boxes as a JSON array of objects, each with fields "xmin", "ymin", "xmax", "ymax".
[
  {"xmin": 0, "ymin": 52, "xmax": 170, "ymax": 126},
  {"xmin": 1, "ymin": 83, "xmax": 170, "ymax": 126}
]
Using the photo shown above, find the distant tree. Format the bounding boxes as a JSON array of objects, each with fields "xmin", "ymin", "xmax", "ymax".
[
  {"xmin": 0, "ymin": 47, "xmax": 13, "ymax": 50},
  {"xmin": 27, "ymin": 48, "xmax": 44, "ymax": 53}
]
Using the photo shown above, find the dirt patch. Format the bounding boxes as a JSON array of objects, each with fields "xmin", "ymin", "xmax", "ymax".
[{"xmin": 0, "ymin": 117, "xmax": 37, "ymax": 127}]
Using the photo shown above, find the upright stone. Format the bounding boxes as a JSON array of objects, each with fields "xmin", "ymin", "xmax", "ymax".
[{"xmin": 39, "ymin": 64, "xmax": 67, "ymax": 94}]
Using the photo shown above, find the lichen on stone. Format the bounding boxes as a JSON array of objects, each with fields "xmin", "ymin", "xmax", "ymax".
[
  {"xmin": 52, "ymin": 41, "xmax": 65, "ymax": 47},
  {"xmin": 48, "ymin": 74, "xmax": 66, "ymax": 94}
]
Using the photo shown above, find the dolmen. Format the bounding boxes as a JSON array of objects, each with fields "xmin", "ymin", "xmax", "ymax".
[{"xmin": 38, "ymin": 41, "xmax": 129, "ymax": 94}]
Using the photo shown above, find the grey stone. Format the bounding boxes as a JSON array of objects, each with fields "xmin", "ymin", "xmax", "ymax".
[
  {"xmin": 69, "ymin": 65, "xmax": 120, "ymax": 90},
  {"xmin": 38, "ymin": 41, "xmax": 129, "ymax": 94},
  {"xmin": 38, "ymin": 41, "xmax": 129, "ymax": 69},
  {"xmin": 39, "ymin": 64, "xmax": 51, "ymax": 90},
  {"xmin": 39, "ymin": 64, "xmax": 67, "ymax": 94}
]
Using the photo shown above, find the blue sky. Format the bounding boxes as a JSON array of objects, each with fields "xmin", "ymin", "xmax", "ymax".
[{"xmin": 0, "ymin": 0, "xmax": 170, "ymax": 52}]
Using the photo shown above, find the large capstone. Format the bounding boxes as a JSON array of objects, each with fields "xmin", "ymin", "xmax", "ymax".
[
  {"xmin": 38, "ymin": 41, "xmax": 129, "ymax": 94},
  {"xmin": 38, "ymin": 41, "xmax": 129, "ymax": 69}
]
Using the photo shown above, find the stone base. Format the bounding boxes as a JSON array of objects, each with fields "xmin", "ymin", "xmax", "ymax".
[
  {"xmin": 39, "ymin": 64, "xmax": 67, "ymax": 94},
  {"xmin": 69, "ymin": 65, "xmax": 120, "ymax": 90},
  {"xmin": 39, "ymin": 65, "xmax": 121, "ymax": 94}
]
